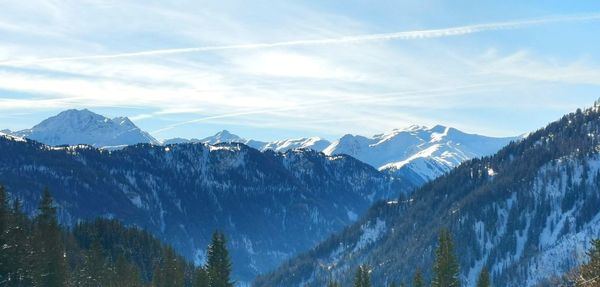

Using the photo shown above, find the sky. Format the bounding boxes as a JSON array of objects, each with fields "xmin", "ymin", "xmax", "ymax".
[{"xmin": 1, "ymin": 0, "xmax": 600, "ymax": 141}]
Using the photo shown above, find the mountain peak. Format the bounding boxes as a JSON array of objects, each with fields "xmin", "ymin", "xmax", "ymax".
[{"xmin": 14, "ymin": 109, "xmax": 159, "ymax": 148}]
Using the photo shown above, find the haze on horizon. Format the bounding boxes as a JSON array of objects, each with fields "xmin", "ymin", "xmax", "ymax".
[{"xmin": 1, "ymin": 1, "xmax": 600, "ymax": 141}]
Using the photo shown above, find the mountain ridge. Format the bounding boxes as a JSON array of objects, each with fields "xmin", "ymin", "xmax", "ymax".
[{"xmin": 254, "ymin": 106, "xmax": 600, "ymax": 287}]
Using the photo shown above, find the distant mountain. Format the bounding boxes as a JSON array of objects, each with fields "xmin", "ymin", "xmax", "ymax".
[
  {"xmin": 0, "ymin": 136, "xmax": 404, "ymax": 285},
  {"xmin": 7, "ymin": 109, "xmax": 513, "ymax": 187},
  {"xmin": 189, "ymin": 130, "xmax": 331, "ymax": 153},
  {"xmin": 13, "ymin": 109, "xmax": 160, "ymax": 148},
  {"xmin": 255, "ymin": 106, "xmax": 600, "ymax": 287},
  {"xmin": 260, "ymin": 137, "xmax": 331, "ymax": 152},
  {"xmin": 323, "ymin": 125, "xmax": 516, "ymax": 186}
]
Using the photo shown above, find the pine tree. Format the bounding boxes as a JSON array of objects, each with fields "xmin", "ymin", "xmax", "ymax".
[
  {"xmin": 5, "ymin": 200, "xmax": 33, "ymax": 286},
  {"xmin": 193, "ymin": 267, "xmax": 209, "ymax": 287},
  {"xmin": 0, "ymin": 185, "xmax": 9, "ymax": 283},
  {"xmin": 353, "ymin": 265, "xmax": 371, "ymax": 287},
  {"xmin": 354, "ymin": 265, "xmax": 364, "ymax": 287},
  {"xmin": 32, "ymin": 189, "xmax": 68, "ymax": 287},
  {"xmin": 163, "ymin": 247, "xmax": 185, "ymax": 287},
  {"xmin": 79, "ymin": 240, "xmax": 110, "ymax": 287},
  {"xmin": 152, "ymin": 262, "xmax": 165, "ymax": 287},
  {"xmin": 413, "ymin": 269, "xmax": 424, "ymax": 287},
  {"xmin": 476, "ymin": 267, "xmax": 490, "ymax": 287},
  {"xmin": 432, "ymin": 228, "xmax": 460, "ymax": 287},
  {"xmin": 113, "ymin": 255, "xmax": 143, "ymax": 287},
  {"xmin": 577, "ymin": 239, "xmax": 600, "ymax": 286},
  {"xmin": 206, "ymin": 231, "xmax": 234, "ymax": 287}
]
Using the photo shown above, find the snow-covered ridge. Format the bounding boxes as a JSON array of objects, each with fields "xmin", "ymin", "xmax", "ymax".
[
  {"xmin": 4, "ymin": 110, "xmax": 514, "ymax": 185},
  {"xmin": 12, "ymin": 109, "xmax": 160, "ymax": 148},
  {"xmin": 323, "ymin": 125, "xmax": 515, "ymax": 185}
]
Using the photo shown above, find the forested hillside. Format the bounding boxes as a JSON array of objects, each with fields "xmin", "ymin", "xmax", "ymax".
[
  {"xmin": 255, "ymin": 106, "xmax": 600, "ymax": 286},
  {"xmin": 0, "ymin": 137, "xmax": 404, "ymax": 283},
  {"xmin": 0, "ymin": 186, "xmax": 235, "ymax": 286}
]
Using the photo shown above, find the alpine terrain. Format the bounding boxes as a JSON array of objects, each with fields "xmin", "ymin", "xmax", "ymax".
[
  {"xmin": 255, "ymin": 105, "xmax": 600, "ymax": 287},
  {"xmin": 0, "ymin": 133, "xmax": 404, "ymax": 284}
]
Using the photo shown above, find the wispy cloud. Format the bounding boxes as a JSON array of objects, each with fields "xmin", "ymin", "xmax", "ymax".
[{"xmin": 2, "ymin": 13, "xmax": 600, "ymax": 66}]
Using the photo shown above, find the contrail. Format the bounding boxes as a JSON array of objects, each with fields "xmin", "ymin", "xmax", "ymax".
[{"xmin": 1, "ymin": 13, "xmax": 600, "ymax": 66}]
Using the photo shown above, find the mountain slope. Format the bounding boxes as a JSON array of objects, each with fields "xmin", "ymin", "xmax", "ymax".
[
  {"xmin": 0, "ymin": 137, "xmax": 404, "ymax": 284},
  {"xmin": 255, "ymin": 106, "xmax": 600, "ymax": 287},
  {"xmin": 14, "ymin": 109, "xmax": 159, "ymax": 148},
  {"xmin": 323, "ymin": 125, "xmax": 515, "ymax": 186}
]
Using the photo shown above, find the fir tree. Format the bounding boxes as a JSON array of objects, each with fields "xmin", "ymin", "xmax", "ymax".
[
  {"xmin": 0, "ymin": 185, "xmax": 9, "ymax": 283},
  {"xmin": 206, "ymin": 231, "xmax": 234, "ymax": 287},
  {"xmin": 413, "ymin": 269, "xmax": 424, "ymax": 287},
  {"xmin": 432, "ymin": 228, "xmax": 460, "ymax": 287},
  {"xmin": 476, "ymin": 267, "xmax": 490, "ymax": 287},
  {"xmin": 353, "ymin": 265, "xmax": 371, "ymax": 287},
  {"xmin": 5, "ymin": 200, "xmax": 33, "ymax": 286},
  {"xmin": 32, "ymin": 189, "xmax": 68, "ymax": 287},
  {"xmin": 79, "ymin": 240, "xmax": 110, "ymax": 287},
  {"xmin": 113, "ymin": 255, "xmax": 143, "ymax": 287},
  {"xmin": 193, "ymin": 267, "xmax": 209, "ymax": 287},
  {"xmin": 162, "ymin": 247, "xmax": 185, "ymax": 287},
  {"xmin": 327, "ymin": 279, "xmax": 341, "ymax": 287}
]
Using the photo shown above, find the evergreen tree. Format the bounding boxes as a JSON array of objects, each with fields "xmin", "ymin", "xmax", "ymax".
[
  {"xmin": 577, "ymin": 239, "xmax": 600, "ymax": 286},
  {"xmin": 353, "ymin": 265, "xmax": 371, "ymax": 287},
  {"xmin": 354, "ymin": 265, "xmax": 364, "ymax": 287},
  {"xmin": 32, "ymin": 189, "xmax": 68, "ymax": 287},
  {"xmin": 327, "ymin": 279, "xmax": 341, "ymax": 287},
  {"xmin": 5, "ymin": 200, "xmax": 33, "ymax": 286},
  {"xmin": 476, "ymin": 267, "xmax": 491, "ymax": 287},
  {"xmin": 113, "ymin": 255, "xmax": 143, "ymax": 287},
  {"xmin": 193, "ymin": 267, "xmax": 209, "ymax": 287},
  {"xmin": 432, "ymin": 228, "xmax": 460, "ymax": 287},
  {"xmin": 162, "ymin": 247, "xmax": 185, "ymax": 287},
  {"xmin": 79, "ymin": 240, "xmax": 110, "ymax": 287},
  {"xmin": 413, "ymin": 269, "xmax": 424, "ymax": 287},
  {"xmin": 206, "ymin": 231, "xmax": 234, "ymax": 287},
  {"xmin": 0, "ymin": 185, "xmax": 9, "ymax": 283}
]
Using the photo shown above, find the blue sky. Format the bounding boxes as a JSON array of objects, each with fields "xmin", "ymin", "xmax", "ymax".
[{"xmin": 1, "ymin": 0, "xmax": 600, "ymax": 141}]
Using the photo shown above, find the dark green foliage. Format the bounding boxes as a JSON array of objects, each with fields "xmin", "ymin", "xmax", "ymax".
[
  {"xmin": 353, "ymin": 265, "xmax": 372, "ymax": 287},
  {"xmin": 413, "ymin": 270, "xmax": 424, "ymax": 287},
  {"xmin": 0, "ymin": 186, "xmax": 209, "ymax": 286},
  {"xmin": 432, "ymin": 228, "xmax": 460, "ymax": 287},
  {"xmin": 78, "ymin": 241, "xmax": 111, "ymax": 286},
  {"xmin": 207, "ymin": 231, "xmax": 234, "ymax": 287},
  {"xmin": 327, "ymin": 279, "xmax": 341, "ymax": 287},
  {"xmin": 193, "ymin": 267, "xmax": 210, "ymax": 287},
  {"xmin": 32, "ymin": 188, "xmax": 68, "ymax": 287},
  {"xmin": 476, "ymin": 267, "xmax": 491, "ymax": 287},
  {"xmin": 153, "ymin": 247, "xmax": 186, "ymax": 287}
]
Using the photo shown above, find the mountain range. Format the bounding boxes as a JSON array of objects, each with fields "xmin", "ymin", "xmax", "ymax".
[
  {"xmin": 255, "ymin": 106, "xmax": 600, "ymax": 287},
  {"xmin": 4, "ymin": 109, "xmax": 515, "ymax": 187},
  {"xmin": 0, "ymin": 134, "xmax": 404, "ymax": 284}
]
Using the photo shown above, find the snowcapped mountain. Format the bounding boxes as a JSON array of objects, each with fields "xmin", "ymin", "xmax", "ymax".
[
  {"xmin": 260, "ymin": 137, "xmax": 331, "ymax": 152},
  {"xmin": 256, "ymin": 106, "xmax": 600, "ymax": 287},
  {"xmin": 7, "ymin": 109, "xmax": 513, "ymax": 189},
  {"xmin": 0, "ymin": 136, "xmax": 405, "ymax": 284},
  {"xmin": 13, "ymin": 109, "xmax": 159, "ymax": 148},
  {"xmin": 177, "ymin": 130, "xmax": 331, "ymax": 153},
  {"xmin": 323, "ymin": 125, "xmax": 516, "ymax": 186}
]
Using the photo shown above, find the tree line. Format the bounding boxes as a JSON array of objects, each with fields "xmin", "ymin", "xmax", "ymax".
[
  {"xmin": 0, "ymin": 186, "xmax": 234, "ymax": 287},
  {"xmin": 328, "ymin": 228, "xmax": 600, "ymax": 287}
]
